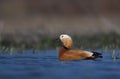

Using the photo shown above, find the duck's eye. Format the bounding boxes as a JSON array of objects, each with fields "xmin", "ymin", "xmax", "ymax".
[{"xmin": 61, "ymin": 36, "xmax": 64, "ymax": 38}]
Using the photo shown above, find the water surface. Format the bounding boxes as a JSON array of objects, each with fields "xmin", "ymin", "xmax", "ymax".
[{"xmin": 0, "ymin": 49, "xmax": 120, "ymax": 79}]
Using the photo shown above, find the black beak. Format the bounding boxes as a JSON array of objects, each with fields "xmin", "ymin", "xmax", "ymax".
[
  {"xmin": 56, "ymin": 37, "xmax": 60, "ymax": 42},
  {"xmin": 55, "ymin": 37, "xmax": 62, "ymax": 46}
]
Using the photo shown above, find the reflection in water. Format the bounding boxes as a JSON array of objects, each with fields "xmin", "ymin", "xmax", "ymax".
[{"xmin": 0, "ymin": 50, "xmax": 120, "ymax": 79}]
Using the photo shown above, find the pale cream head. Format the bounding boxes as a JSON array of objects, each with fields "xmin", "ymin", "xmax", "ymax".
[{"xmin": 59, "ymin": 34, "xmax": 73, "ymax": 48}]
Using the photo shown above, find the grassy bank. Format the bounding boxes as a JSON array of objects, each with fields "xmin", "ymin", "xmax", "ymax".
[{"xmin": 0, "ymin": 32, "xmax": 120, "ymax": 51}]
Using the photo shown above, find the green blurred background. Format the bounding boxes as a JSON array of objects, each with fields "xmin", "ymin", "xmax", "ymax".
[{"xmin": 0, "ymin": 0, "xmax": 120, "ymax": 49}]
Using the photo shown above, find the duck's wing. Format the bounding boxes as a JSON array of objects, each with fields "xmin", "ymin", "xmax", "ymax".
[
  {"xmin": 67, "ymin": 50, "xmax": 102, "ymax": 59},
  {"xmin": 59, "ymin": 50, "xmax": 88, "ymax": 60},
  {"xmin": 59, "ymin": 50, "xmax": 102, "ymax": 60}
]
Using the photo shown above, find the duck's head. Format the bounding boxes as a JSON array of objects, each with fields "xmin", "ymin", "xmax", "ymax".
[{"xmin": 57, "ymin": 34, "xmax": 73, "ymax": 49}]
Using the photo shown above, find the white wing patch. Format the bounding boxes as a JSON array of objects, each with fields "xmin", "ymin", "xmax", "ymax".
[{"xmin": 84, "ymin": 51, "xmax": 93, "ymax": 56}]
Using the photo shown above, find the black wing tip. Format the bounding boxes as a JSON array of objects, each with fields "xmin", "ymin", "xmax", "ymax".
[{"xmin": 92, "ymin": 51, "xmax": 103, "ymax": 58}]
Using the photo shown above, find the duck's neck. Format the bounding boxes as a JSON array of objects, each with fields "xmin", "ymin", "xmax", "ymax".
[{"xmin": 59, "ymin": 46, "xmax": 70, "ymax": 58}]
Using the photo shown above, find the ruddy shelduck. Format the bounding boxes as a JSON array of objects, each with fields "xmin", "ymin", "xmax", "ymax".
[{"xmin": 57, "ymin": 34, "xmax": 102, "ymax": 61}]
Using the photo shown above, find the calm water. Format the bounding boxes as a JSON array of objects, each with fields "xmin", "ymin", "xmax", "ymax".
[{"xmin": 0, "ymin": 49, "xmax": 120, "ymax": 79}]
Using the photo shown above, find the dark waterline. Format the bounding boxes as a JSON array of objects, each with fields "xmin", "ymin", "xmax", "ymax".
[{"xmin": 0, "ymin": 49, "xmax": 120, "ymax": 79}]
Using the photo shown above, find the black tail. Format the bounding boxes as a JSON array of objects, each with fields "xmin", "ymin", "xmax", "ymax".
[{"xmin": 92, "ymin": 51, "xmax": 103, "ymax": 58}]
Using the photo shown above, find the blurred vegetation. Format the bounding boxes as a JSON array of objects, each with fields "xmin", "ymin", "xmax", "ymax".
[
  {"xmin": 73, "ymin": 32, "xmax": 120, "ymax": 50},
  {"xmin": 0, "ymin": 32, "xmax": 120, "ymax": 52},
  {"xmin": 0, "ymin": 35, "xmax": 56, "ymax": 50}
]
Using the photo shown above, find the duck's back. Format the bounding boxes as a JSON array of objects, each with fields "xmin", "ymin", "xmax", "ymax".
[{"xmin": 59, "ymin": 48, "xmax": 93, "ymax": 61}]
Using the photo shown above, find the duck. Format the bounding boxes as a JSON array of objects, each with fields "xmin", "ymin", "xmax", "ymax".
[{"xmin": 57, "ymin": 34, "xmax": 102, "ymax": 61}]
